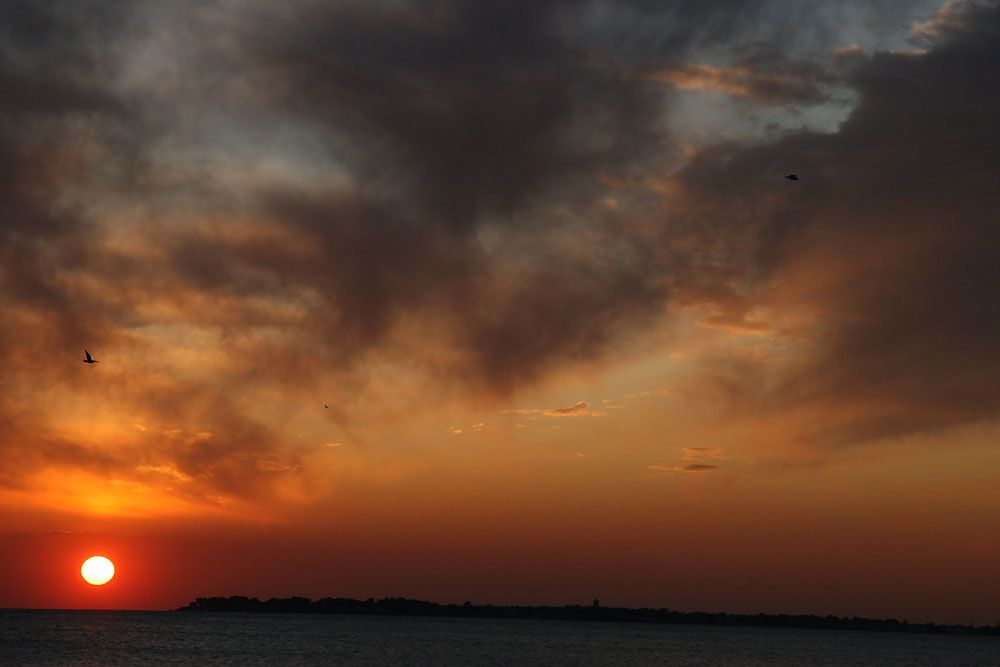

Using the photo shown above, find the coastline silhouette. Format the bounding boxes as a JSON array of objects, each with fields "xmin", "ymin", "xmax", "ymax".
[{"xmin": 177, "ymin": 596, "xmax": 1000, "ymax": 637}]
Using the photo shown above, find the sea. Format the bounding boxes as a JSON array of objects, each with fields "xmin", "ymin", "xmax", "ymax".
[{"xmin": 2, "ymin": 610, "xmax": 999, "ymax": 666}]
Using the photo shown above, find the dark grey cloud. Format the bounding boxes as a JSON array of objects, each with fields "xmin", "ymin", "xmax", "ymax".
[
  {"xmin": 2, "ymin": 0, "xmax": 927, "ymax": 397},
  {"xmin": 217, "ymin": 0, "xmax": 893, "ymax": 391},
  {"xmin": 673, "ymin": 0, "xmax": 1000, "ymax": 446},
  {"xmin": 0, "ymin": 0, "xmax": 142, "ymax": 361},
  {"xmin": 232, "ymin": 1, "xmax": 661, "ymax": 225},
  {"xmin": 125, "ymin": 0, "xmax": 720, "ymax": 391}
]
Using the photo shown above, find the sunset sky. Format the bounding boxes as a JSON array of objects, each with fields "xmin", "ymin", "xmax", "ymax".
[{"xmin": 1, "ymin": 0, "xmax": 999, "ymax": 624}]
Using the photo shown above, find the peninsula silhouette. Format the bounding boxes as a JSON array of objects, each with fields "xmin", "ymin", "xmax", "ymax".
[{"xmin": 177, "ymin": 596, "xmax": 1000, "ymax": 637}]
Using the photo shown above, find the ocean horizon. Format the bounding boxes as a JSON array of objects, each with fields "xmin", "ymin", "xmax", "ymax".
[{"xmin": 3, "ymin": 608, "xmax": 1000, "ymax": 666}]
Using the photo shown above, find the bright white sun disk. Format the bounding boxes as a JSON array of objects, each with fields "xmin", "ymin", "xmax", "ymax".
[{"xmin": 81, "ymin": 556, "xmax": 115, "ymax": 586}]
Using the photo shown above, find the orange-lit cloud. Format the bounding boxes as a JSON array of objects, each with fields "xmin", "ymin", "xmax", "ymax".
[
  {"xmin": 638, "ymin": 62, "xmax": 830, "ymax": 105},
  {"xmin": 682, "ymin": 447, "xmax": 729, "ymax": 462},
  {"xmin": 649, "ymin": 463, "xmax": 719, "ymax": 473}
]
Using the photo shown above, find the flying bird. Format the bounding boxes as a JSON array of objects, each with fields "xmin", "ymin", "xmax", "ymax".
[
  {"xmin": 83, "ymin": 350, "xmax": 99, "ymax": 364},
  {"xmin": 324, "ymin": 405, "xmax": 330, "ymax": 410},
  {"xmin": 785, "ymin": 174, "xmax": 799, "ymax": 181}
]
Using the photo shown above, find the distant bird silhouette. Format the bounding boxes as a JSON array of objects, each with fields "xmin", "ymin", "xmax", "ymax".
[
  {"xmin": 324, "ymin": 405, "xmax": 329, "ymax": 410},
  {"xmin": 785, "ymin": 174, "xmax": 799, "ymax": 181},
  {"xmin": 83, "ymin": 350, "xmax": 99, "ymax": 364}
]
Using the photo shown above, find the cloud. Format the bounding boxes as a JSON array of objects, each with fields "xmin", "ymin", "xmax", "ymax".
[
  {"xmin": 650, "ymin": 447, "xmax": 728, "ymax": 474},
  {"xmin": 638, "ymin": 60, "xmax": 832, "ymax": 105},
  {"xmin": 506, "ymin": 400, "xmax": 605, "ymax": 417},
  {"xmin": 125, "ymin": 0, "xmax": 882, "ymax": 398},
  {"xmin": 135, "ymin": 465, "xmax": 193, "ymax": 483},
  {"xmin": 682, "ymin": 447, "xmax": 730, "ymax": 462},
  {"xmin": 1, "ymin": 0, "xmax": 998, "ymax": 510},
  {"xmin": 910, "ymin": 0, "xmax": 992, "ymax": 42},
  {"xmin": 680, "ymin": 464, "xmax": 719, "ymax": 472},
  {"xmin": 544, "ymin": 401, "xmax": 593, "ymax": 417},
  {"xmin": 649, "ymin": 463, "xmax": 719, "ymax": 474},
  {"xmin": 0, "ymin": 0, "xmax": 861, "ymax": 401},
  {"xmin": 669, "ymin": 0, "xmax": 1000, "ymax": 447}
]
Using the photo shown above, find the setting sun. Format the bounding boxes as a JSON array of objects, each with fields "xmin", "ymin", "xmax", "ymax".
[{"xmin": 81, "ymin": 556, "xmax": 115, "ymax": 586}]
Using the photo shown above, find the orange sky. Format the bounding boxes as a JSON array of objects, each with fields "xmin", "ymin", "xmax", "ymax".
[{"xmin": 1, "ymin": 0, "xmax": 998, "ymax": 624}]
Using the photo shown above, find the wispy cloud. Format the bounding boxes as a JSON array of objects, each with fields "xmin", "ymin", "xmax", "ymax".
[
  {"xmin": 635, "ymin": 59, "xmax": 833, "ymax": 105},
  {"xmin": 682, "ymin": 447, "xmax": 730, "ymax": 462},
  {"xmin": 505, "ymin": 400, "xmax": 605, "ymax": 418},
  {"xmin": 134, "ymin": 465, "xmax": 193, "ymax": 483},
  {"xmin": 649, "ymin": 463, "xmax": 719, "ymax": 474},
  {"xmin": 544, "ymin": 401, "xmax": 593, "ymax": 417}
]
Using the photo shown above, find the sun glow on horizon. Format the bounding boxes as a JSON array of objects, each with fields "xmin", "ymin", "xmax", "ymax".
[{"xmin": 81, "ymin": 556, "xmax": 115, "ymax": 586}]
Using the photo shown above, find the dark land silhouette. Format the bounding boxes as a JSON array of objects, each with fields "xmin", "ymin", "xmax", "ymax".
[{"xmin": 177, "ymin": 596, "xmax": 1000, "ymax": 637}]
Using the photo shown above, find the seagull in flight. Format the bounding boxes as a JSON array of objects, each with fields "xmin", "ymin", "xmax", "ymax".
[
  {"xmin": 785, "ymin": 174, "xmax": 799, "ymax": 181},
  {"xmin": 83, "ymin": 350, "xmax": 99, "ymax": 364}
]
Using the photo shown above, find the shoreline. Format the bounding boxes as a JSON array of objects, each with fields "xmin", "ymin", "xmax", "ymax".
[{"xmin": 175, "ymin": 596, "xmax": 1000, "ymax": 637}]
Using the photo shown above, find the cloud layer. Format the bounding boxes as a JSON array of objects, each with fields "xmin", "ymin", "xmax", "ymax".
[
  {"xmin": 1, "ymin": 0, "xmax": 998, "ymax": 510},
  {"xmin": 672, "ymin": 0, "xmax": 1000, "ymax": 446}
]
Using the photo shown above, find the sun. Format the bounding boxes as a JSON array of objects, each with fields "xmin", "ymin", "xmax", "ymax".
[{"xmin": 81, "ymin": 556, "xmax": 115, "ymax": 586}]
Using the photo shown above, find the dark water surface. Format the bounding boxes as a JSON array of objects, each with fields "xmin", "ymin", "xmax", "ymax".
[{"xmin": 2, "ymin": 609, "xmax": 999, "ymax": 666}]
